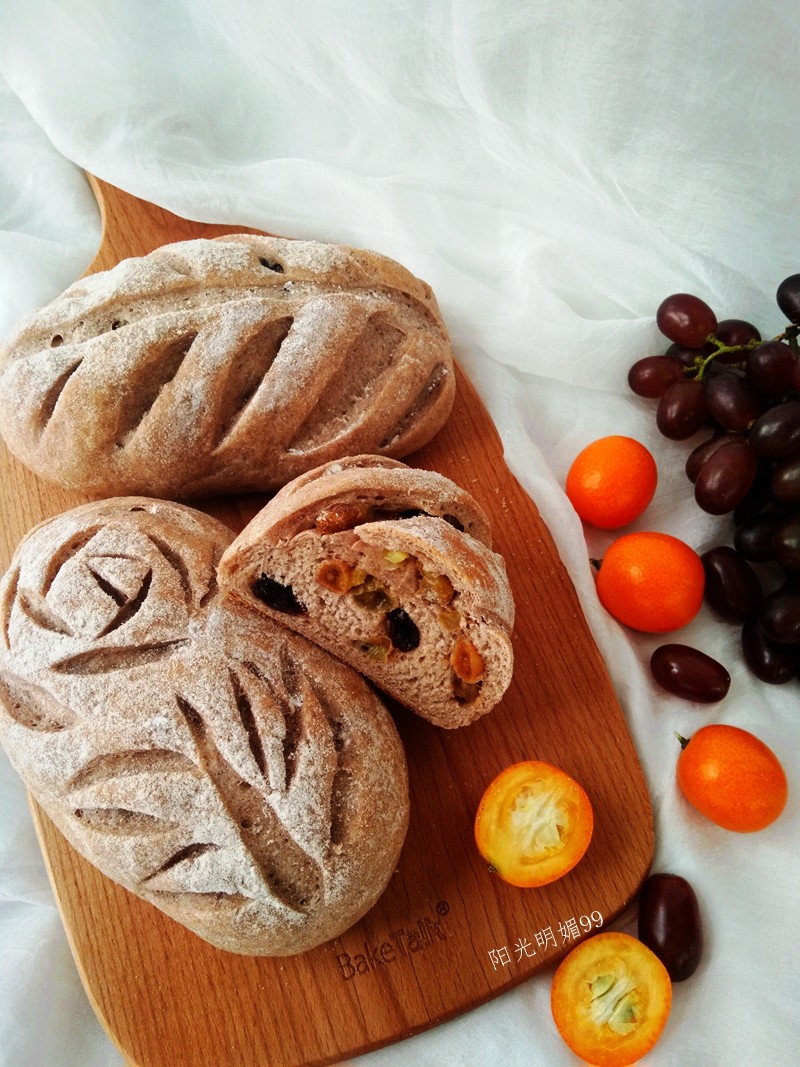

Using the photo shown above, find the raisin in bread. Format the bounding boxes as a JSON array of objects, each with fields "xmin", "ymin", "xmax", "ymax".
[
  {"xmin": 0, "ymin": 235, "xmax": 455, "ymax": 499},
  {"xmin": 218, "ymin": 457, "xmax": 515, "ymax": 728},
  {"xmin": 0, "ymin": 497, "xmax": 409, "ymax": 956}
]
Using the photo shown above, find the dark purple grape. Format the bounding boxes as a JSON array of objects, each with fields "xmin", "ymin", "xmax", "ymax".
[
  {"xmin": 704, "ymin": 371, "xmax": 763, "ymax": 431},
  {"xmin": 694, "ymin": 439, "xmax": 758, "ymax": 515},
  {"xmin": 741, "ymin": 618, "xmax": 799, "ymax": 683},
  {"xmin": 656, "ymin": 379, "xmax": 709, "ymax": 440},
  {"xmin": 685, "ymin": 432, "xmax": 744, "ymax": 484},
  {"xmin": 701, "ymin": 545, "xmax": 762, "ymax": 622},
  {"xmin": 749, "ymin": 399, "xmax": 800, "ymax": 458},
  {"xmin": 638, "ymin": 873, "xmax": 703, "ymax": 982},
  {"xmin": 650, "ymin": 644, "xmax": 730, "ymax": 703},
  {"xmin": 771, "ymin": 454, "xmax": 800, "ymax": 504},
  {"xmin": 734, "ymin": 512, "xmax": 782, "ymax": 562},
  {"xmin": 776, "ymin": 273, "xmax": 800, "ymax": 325},
  {"xmin": 773, "ymin": 515, "xmax": 800, "ymax": 572},
  {"xmin": 757, "ymin": 581, "xmax": 800, "ymax": 643},
  {"xmin": 627, "ymin": 355, "xmax": 685, "ymax": 398},
  {"xmin": 746, "ymin": 341, "xmax": 797, "ymax": 398},
  {"xmin": 732, "ymin": 459, "xmax": 776, "ymax": 522},
  {"xmin": 657, "ymin": 294, "xmax": 717, "ymax": 347},
  {"xmin": 715, "ymin": 318, "xmax": 762, "ymax": 348}
]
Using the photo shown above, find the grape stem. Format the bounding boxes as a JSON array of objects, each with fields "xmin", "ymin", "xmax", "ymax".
[
  {"xmin": 781, "ymin": 324, "xmax": 800, "ymax": 350},
  {"xmin": 693, "ymin": 325, "xmax": 800, "ymax": 379},
  {"xmin": 694, "ymin": 334, "xmax": 758, "ymax": 380}
]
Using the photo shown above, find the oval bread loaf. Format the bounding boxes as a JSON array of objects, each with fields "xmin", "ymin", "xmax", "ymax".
[
  {"xmin": 0, "ymin": 497, "xmax": 409, "ymax": 956},
  {"xmin": 0, "ymin": 235, "xmax": 455, "ymax": 499},
  {"xmin": 218, "ymin": 457, "xmax": 515, "ymax": 728}
]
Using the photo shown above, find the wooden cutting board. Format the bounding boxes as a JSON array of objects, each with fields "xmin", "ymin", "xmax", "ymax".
[{"xmin": 0, "ymin": 177, "xmax": 654, "ymax": 1067}]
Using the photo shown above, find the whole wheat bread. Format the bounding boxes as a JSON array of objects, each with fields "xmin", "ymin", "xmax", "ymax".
[
  {"xmin": 0, "ymin": 235, "xmax": 455, "ymax": 499},
  {"xmin": 0, "ymin": 497, "xmax": 409, "ymax": 956},
  {"xmin": 218, "ymin": 457, "xmax": 515, "ymax": 728}
]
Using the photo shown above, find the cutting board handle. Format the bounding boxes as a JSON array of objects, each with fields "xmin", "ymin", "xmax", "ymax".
[{"xmin": 85, "ymin": 174, "xmax": 264, "ymax": 274}]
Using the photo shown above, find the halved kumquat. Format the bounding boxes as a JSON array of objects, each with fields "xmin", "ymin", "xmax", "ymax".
[
  {"xmin": 474, "ymin": 760, "xmax": 594, "ymax": 888},
  {"xmin": 551, "ymin": 932, "xmax": 672, "ymax": 1067}
]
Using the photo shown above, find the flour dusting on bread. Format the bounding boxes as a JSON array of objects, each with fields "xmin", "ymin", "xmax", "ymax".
[
  {"xmin": 0, "ymin": 235, "xmax": 455, "ymax": 499},
  {"xmin": 0, "ymin": 497, "xmax": 409, "ymax": 956}
]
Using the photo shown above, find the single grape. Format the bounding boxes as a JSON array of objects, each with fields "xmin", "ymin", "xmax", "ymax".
[
  {"xmin": 650, "ymin": 644, "xmax": 731, "ymax": 703},
  {"xmin": 656, "ymin": 378, "xmax": 709, "ymax": 440},
  {"xmin": 773, "ymin": 515, "xmax": 800, "ymax": 572},
  {"xmin": 757, "ymin": 581, "xmax": 800, "ymax": 644},
  {"xmin": 715, "ymin": 318, "xmax": 762, "ymax": 348},
  {"xmin": 685, "ymin": 432, "xmax": 744, "ymax": 484},
  {"xmin": 732, "ymin": 460, "xmax": 776, "ymax": 523},
  {"xmin": 694, "ymin": 438, "xmax": 758, "ymax": 515},
  {"xmin": 776, "ymin": 273, "xmax": 800, "ymax": 325},
  {"xmin": 657, "ymin": 293, "xmax": 718, "ymax": 348},
  {"xmin": 771, "ymin": 454, "xmax": 800, "ymax": 504},
  {"xmin": 704, "ymin": 371, "xmax": 763, "ymax": 432},
  {"xmin": 741, "ymin": 618, "xmax": 799, "ymax": 683},
  {"xmin": 749, "ymin": 400, "xmax": 800, "ymax": 458},
  {"xmin": 701, "ymin": 545, "xmax": 762, "ymax": 622},
  {"xmin": 628, "ymin": 355, "xmax": 685, "ymax": 398},
  {"xmin": 746, "ymin": 341, "xmax": 797, "ymax": 398},
  {"xmin": 733, "ymin": 512, "xmax": 782, "ymax": 562}
]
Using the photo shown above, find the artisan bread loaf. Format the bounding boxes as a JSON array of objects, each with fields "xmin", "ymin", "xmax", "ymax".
[
  {"xmin": 218, "ymin": 457, "xmax": 515, "ymax": 728},
  {"xmin": 0, "ymin": 235, "xmax": 455, "ymax": 499},
  {"xmin": 0, "ymin": 497, "xmax": 409, "ymax": 956}
]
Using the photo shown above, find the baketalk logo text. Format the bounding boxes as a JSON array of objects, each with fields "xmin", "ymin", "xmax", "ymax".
[{"xmin": 335, "ymin": 901, "xmax": 449, "ymax": 979}]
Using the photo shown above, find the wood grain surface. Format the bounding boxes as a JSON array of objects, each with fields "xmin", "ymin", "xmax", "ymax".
[{"xmin": 0, "ymin": 177, "xmax": 654, "ymax": 1067}]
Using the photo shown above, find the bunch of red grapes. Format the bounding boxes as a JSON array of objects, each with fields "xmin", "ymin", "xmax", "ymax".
[{"xmin": 628, "ymin": 275, "xmax": 800, "ymax": 686}]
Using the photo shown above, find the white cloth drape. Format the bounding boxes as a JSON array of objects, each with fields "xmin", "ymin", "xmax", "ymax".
[{"xmin": 1, "ymin": 3, "xmax": 798, "ymax": 1065}]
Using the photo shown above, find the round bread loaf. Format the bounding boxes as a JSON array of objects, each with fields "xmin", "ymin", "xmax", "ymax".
[
  {"xmin": 218, "ymin": 457, "xmax": 515, "ymax": 728},
  {"xmin": 0, "ymin": 497, "xmax": 409, "ymax": 956},
  {"xmin": 0, "ymin": 235, "xmax": 455, "ymax": 498}
]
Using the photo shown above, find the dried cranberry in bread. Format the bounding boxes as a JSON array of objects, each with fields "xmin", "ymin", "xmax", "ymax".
[
  {"xmin": 0, "ymin": 497, "xmax": 409, "ymax": 956},
  {"xmin": 0, "ymin": 235, "xmax": 455, "ymax": 499},
  {"xmin": 218, "ymin": 457, "xmax": 515, "ymax": 728}
]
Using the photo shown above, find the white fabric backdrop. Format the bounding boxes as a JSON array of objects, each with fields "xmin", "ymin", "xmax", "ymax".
[{"xmin": 0, "ymin": 2, "xmax": 798, "ymax": 1065}]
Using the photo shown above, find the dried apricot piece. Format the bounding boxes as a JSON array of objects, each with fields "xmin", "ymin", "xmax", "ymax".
[
  {"xmin": 474, "ymin": 761, "xmax": 593, "ymax": 887},
  {"xmin": 315, "ymin": 502, "xmax": 370, "ymax": 534},
  {"xmin": 450, "ymin": 637, "xmax": 484, "ymax": 683},
  {"xmin": 316, "ymin": 559, "xmax": 355, "ymax": 593},
  {"xmin": 551, "ymin": 932, "xmax": 672, "ymax": 1067}
]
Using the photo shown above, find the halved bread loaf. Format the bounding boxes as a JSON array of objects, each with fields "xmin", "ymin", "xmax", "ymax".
[
  {"xmin": 0, "ymin": 235, "xmax": 455, "ymax": 498},
  {"xmin": 0, "ymin": 497, "xmax": 409, "ymax": 956},
  {"xmin": 218, "ymin": 457, "xmax": 515, "ymax": 728}
]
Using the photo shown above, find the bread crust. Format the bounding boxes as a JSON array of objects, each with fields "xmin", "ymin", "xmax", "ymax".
[
  {"xmin": 0, "ymin": 236, "xmax": 455, "ymax": 498},
  {"xmin": 0, "ymin": 497, "xmax": 409, "ymax": 956},
  {"xmin": 218, "ymin": 458, "xmax": 515, "ymax": 728}
]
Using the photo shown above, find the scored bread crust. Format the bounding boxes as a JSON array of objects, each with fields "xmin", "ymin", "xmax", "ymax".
[
  {"xmin": 0, "ymin": 497, "xmax": 409, "ymax": 956},
  {"xmin": 218, "ymin": 457, "xmax": 515, "ymax": 728},
  {"xmin": 0, "ymin": 235, "xmax": 455, "ymax": 499}
]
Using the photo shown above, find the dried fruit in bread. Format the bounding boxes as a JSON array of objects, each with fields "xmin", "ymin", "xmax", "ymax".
[{"xmin": 218, "ymin": 457, "xmax": 515, "ymax": 728}]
